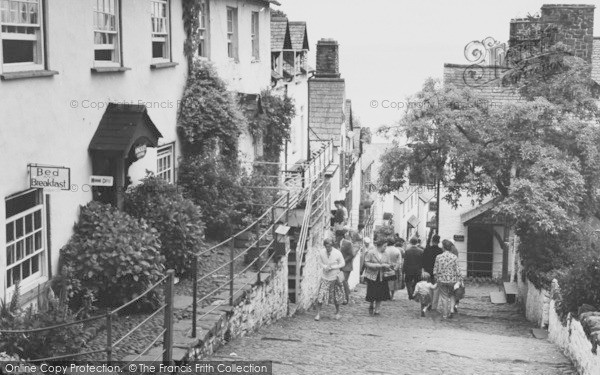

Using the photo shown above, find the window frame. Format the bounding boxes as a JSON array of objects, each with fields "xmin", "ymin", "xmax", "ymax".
[
  {"xmin": 4, "ymin": 188, "xmax": 46, "ymax": 297},
  {"xmin": 93, "ymin": 0, "xmax": 121, "ymax": 67},
  {"xmin": 150, "ymin": 0, "xmax": 170, "ymax": 63},
  {"xmin": 156, "ymin": 143, "xmax": 175, "ymax": 184},
  {"xmin": 226, "ymin": 6, "xmax": 237, "ymax": 61},
  {"xmin": 250, "ymin": 11, "xmax": 259, "ymax": 61},
  {"xmin": 197, "ymin": 0, "xmax": 209, "ymax": 58},
  {"xmin": 0, "ymin": 0, "xmax": 46, "ymax": 73}
]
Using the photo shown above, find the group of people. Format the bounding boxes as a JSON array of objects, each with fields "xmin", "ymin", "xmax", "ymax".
[{"xmin": 314, "ymin": 228, "xmax": 464, "ymax": 321}]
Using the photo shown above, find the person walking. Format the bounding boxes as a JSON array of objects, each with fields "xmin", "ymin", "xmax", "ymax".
[
  {"xmin": 315, "ymin": 238, "xmax": 345, "ymax": 321},
  {"xmin": 359, "ymin": 237, "xmax": 373, "ymax": 282},
  {"xmin": 433, "ymin": 242, "xmax": 463, "ymax": 319},
  {"xmin": 423, "ymin": 234, "xmax": 444, "ymax": 309},
  {"xmin": 403, "ymin": 237, "xmax": 424, "ymax": 300},
  {"xmin": 340, "ymin": 229, "xmax": 358, "ymax": 304},
  {"xmin": 363, "ymin": 236, "xmax": 393, "ymax": 316},
  {"xmin": 384, "ymin": 239, "xmax": 403, "ymax": 300}
]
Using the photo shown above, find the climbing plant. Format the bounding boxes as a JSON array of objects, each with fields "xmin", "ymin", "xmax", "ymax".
[
  {"xmin": 177, "ymin": 60, "xmax": 245, "ymax": 162},
  {"xmin": 248, "ymin": 89, "xmax": 295, "ymax": 163}
]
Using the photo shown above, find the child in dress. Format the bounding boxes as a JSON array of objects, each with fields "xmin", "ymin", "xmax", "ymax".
[{"xmin": 414, "ymin": 273, "xmax": 437, "ymax": 317}]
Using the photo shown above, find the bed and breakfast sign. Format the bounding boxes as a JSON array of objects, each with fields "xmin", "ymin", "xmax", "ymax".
[{"xmin": 28, "ymin": 164, "xmax": 71, "ymax": 191}]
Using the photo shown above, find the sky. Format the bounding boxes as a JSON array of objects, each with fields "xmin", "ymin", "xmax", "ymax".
[{"xmin": 280, "ymin": 0, "xmax": 600, "ymax": 140}]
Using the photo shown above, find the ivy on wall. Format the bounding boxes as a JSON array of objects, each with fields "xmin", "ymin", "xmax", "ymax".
[
  {"xmin": 248, "ymin": 90, "xmax": 296, "ymax": 163},
  {"xmin": 177, "ymin": 59, "xmax": 245, "ymax": 163}
]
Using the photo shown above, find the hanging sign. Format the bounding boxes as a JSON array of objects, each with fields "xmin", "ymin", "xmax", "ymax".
[
  {"xmin": 89, "ymin": 175, "xmax": 114, "ymax": 186},
  {"xmin": 28, "ymin": 164, "xmax": 71, "ymax": 191}
]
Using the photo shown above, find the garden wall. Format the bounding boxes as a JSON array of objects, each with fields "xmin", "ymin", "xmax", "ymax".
[
  {"xmin": 184, "ymin": 257, "xmax": 289, "ymax": 360},
  {"xmin": 520, "ymin": 279, "xmax": 600, "ymax": 375}
]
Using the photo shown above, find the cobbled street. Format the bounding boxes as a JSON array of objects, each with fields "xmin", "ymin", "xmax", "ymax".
[{"xmin": 207, "ymin": 284, "xmax": 576, "ymax": 375}]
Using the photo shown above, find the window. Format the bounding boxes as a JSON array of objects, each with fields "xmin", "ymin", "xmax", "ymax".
[
  {"xmin": 157, "ymin": 144, "xmax": 174, "ymax": 183},
  {"xmin": 250, "ymin": 11, "xmax": 259, "ymax": 60},
  {"xmin": 93, "ymin": 0, "xmax": 120, "ymax": 65},
  {"xmin": 226, "ymin": 7, "xmax": 237, "ymax": 60},
  {"xmin": 197, "ymin": 0, "xmax": 208, "ymax": 57},
  {"xmin": 5, "ymin": 189, "xmax": 44, "ymax": 291},
  {"xmin": 0, "ymin": 0, "xmax": 45, "ymax": 73},
  {"xmin": 151, "ymin": 0, "xmax": 169, "ymax": 61}
]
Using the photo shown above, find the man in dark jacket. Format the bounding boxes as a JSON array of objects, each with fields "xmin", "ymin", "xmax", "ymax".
[
  {"xmin": 339, "ymin": 229, "xmax": 357, "ymax": 304},
  {"xmin": 403, "ymin": 237, "xmax": 424, "ymax": 300}
]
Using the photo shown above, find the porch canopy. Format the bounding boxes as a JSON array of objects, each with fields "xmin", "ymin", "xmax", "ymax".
[
  {"xmin": 461, "ymin": 199, "xmax": 507, "ymax": 226},
  {"xmin": 88, "ymin": 103, "xmax": 162, "ymax": 157}
]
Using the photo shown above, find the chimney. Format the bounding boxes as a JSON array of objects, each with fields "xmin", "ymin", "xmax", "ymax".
[
  {"xmin": 316, "ymin": 39, "xmax": 340, "ymax": 78},
  {"xmin": 540, "ymin": 4, "xmax": 595, "ymax": 62}
]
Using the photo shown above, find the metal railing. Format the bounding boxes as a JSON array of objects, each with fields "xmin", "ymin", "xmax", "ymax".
[
  {"xmin": 190, "ymin": 140, "xmax": 334, "ymax": 337},
  {"xmin": 0, "ymin": 270, "xmax": 176, "ymax": 362}
]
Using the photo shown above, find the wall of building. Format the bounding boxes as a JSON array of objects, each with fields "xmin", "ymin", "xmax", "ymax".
[
  {"xmin": 0, "ymin": 0, "xmax": 188, "ymax": 300},
  {"xmin": 283, "ymin": 78, "xmax": 309, "ymax": 166},
  {"xmin": 349, "ymin": 157, "xmax": 361, "ymax": 228}
]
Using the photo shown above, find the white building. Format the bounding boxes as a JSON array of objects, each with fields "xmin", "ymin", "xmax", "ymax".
[
  {"xmin": 270, "ymin": 16, "xmax": 310, "ymax": 167},
  {"xmin": 0, "ymin": 0, "xmax": 189, "ymax": 302},
  {"xmin": 195, "ymin": 0, "xmax": 277, "ymax": 165}
]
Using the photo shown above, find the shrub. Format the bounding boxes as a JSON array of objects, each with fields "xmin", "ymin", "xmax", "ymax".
[
  {"xmin": 59, "ymin": 201, "xmax": 165, "ymax": 308},
  {"xmin": 557, "ymin": 252, "xmax": 600, "ymax": 318},
  {"xmin": 0, "ymin": 284, "xmax": 84, "ymax": 360},
  {"xmin": 179, "ymin": 154, "xmax": 245, "ymax": 240},
  {"xmin": 125, "ymin": 175, "xmax": 205, "ymax": 276}
]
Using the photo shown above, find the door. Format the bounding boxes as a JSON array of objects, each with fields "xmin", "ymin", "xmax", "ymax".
[{"xmin": 467, "ymin": 225, "xmax": 493, "ymax": 277}]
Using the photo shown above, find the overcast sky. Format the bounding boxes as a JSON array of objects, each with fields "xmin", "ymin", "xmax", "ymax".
[{"xmin": 280, "ymin": 0, "xmax": 600, "ymax": 139}]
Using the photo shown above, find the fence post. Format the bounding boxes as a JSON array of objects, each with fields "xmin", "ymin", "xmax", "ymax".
[
  {"xmin": 163, "ymin": 269, "xmax": 175, "ymax": 363},
  {"xmin": 286, "ymin": 191, "xmax": 290, "ymax": 223},
  {"xmin": 106, "ymin": 310, "xmax": 112, "ymax": 362},
  {"xmin": 192, "ymin": 256, "xmax": 198, "ymax": 338},
  {"xmin": 229, "ymin": 237, "xmax": 234, "ymax": 306},
  {"xmin": 255, "ymin": 223, "xmax": 261, "ymax": 283}
]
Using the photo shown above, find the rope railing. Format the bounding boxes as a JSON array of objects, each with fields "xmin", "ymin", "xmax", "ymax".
[{"xmin": 1, "ymin": 269, "xmax": 176, "ymax": 363}]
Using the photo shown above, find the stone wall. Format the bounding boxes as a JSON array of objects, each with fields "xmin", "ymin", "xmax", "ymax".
[
  {"xmin": 548, "ymin": 300, "xmax": 600, "ymax": 375},
  {"xmin": 540, "ymin": 4, "xmax": 595, "ymax": 63},
  {"xmin": 189, "ymin": 258, "xmax": 289, "ymax": 359},
  {"xmin": 521, "ymin": 279, "xmax": 600, "ymax": 375}
]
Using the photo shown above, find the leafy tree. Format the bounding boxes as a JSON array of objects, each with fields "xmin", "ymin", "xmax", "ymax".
[{"xmin": 378, "ymin": 54, "xmax": 600, "ymax": 236}]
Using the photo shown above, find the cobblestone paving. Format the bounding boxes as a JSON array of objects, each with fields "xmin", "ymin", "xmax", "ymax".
[{"xmin": 207, "ymin": 283, "xmax": 577, "ymax": 375}]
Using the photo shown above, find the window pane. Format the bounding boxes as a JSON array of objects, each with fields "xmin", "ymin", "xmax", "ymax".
[
  {"xmin": 16, "ymin": 240, "xmax": 23, "ymax": 261},
  {"xmin": 34, "ymin": 210, "xmax": 41, "ymax": 230},
  {"xmin": 25, "ymin": 214, "xmax": 32, "ymax": 233},
  {"xmin": 22, "ymin": 259, "xmax": 31, "ymax": 279},
  {"xmin": 31, "ymin": 255, "xmax": 39, "ymax": 274},
  {"xmin": 95, "ymin": 49, "xmax": 113, "ymax": 61},
  {"xmin": 152, "ymin": 41, "xmax": 165, "ymax": 58},
  {"xmin": 6, "ymin": 244, "xmax": 14, "ymax": 266},
  {"xmin": 6, "ymin": 222, "xmax": 13, "ymax": 242},
  {"xmin": 34, "ymin": 230, "xmax": 42, "ymax": 250},
  {"xmin": 12, "ymin": 265, "xmax": 21, "ymax": 284},
  {"xmin": 15, "ymin": 217, "xmax": 23, "ymax": 238},
  {"xmin": 25, "ymin": 235, "xmax": 33, "ymax": 255},
  {"xmin": 2, "ymin": 39, "xmax": 35, "ymax": 64}
]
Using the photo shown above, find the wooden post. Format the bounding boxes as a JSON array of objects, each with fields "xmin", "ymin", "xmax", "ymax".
[
  {"xmin": 163, "ymin": 270, "xmax": 175, "ymax": 363},
  {"xmin": 106, "ymin": 310, "xmax": 112, "ymax": 362},
  {"xmin": 286, "ymin": 192, "xmax": 290, "ymax": 223},
  {"xmin": 192, "ymin": 256, "xmax": 198, "ymax": 338},
  {"xmin": 255, "ymin": 222, "xmax": 261, "ymax": 272},
  {"xmin": 229, "ymin": 238, "xmax": 234, "ymax": 306}
]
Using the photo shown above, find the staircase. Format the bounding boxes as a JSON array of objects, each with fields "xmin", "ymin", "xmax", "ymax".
[{"xmin": 287, "ymin": 157, "xmax": 333, "ymax": 304}]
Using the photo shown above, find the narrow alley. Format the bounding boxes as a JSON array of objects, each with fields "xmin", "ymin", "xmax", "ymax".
[{"xmin": 207, "ymin": 284, "xmax": 576, "ymax": 375}]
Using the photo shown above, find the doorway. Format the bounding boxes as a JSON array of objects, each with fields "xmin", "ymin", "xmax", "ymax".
[{"xmin": 467, "ymin": 225, "xmax": 493, "ymax": 277}]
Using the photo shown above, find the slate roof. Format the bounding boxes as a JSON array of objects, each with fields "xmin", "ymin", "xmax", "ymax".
[
  {"xmin": 308, "ymin": 78, "xmax": 346, "ymax": 147},
  {"xmin": 88, "ymin": 103, "xmax": 162, "ymax": 157},
  {"xmin": 271, "ymin": 17, "xmax": 291, "ymax": 51},
  {"xmin": 289, "ymin": 21, "xmax": 309, "ymax": 50}
]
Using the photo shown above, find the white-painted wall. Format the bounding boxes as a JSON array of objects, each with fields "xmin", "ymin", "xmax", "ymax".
[
  {"xmin": 203, "ymin": 0, "xmax": 272, "ymax": 168},
  {"xmin": 0, "ymin": 0, "xmax": 188, "ymax": 300}
]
